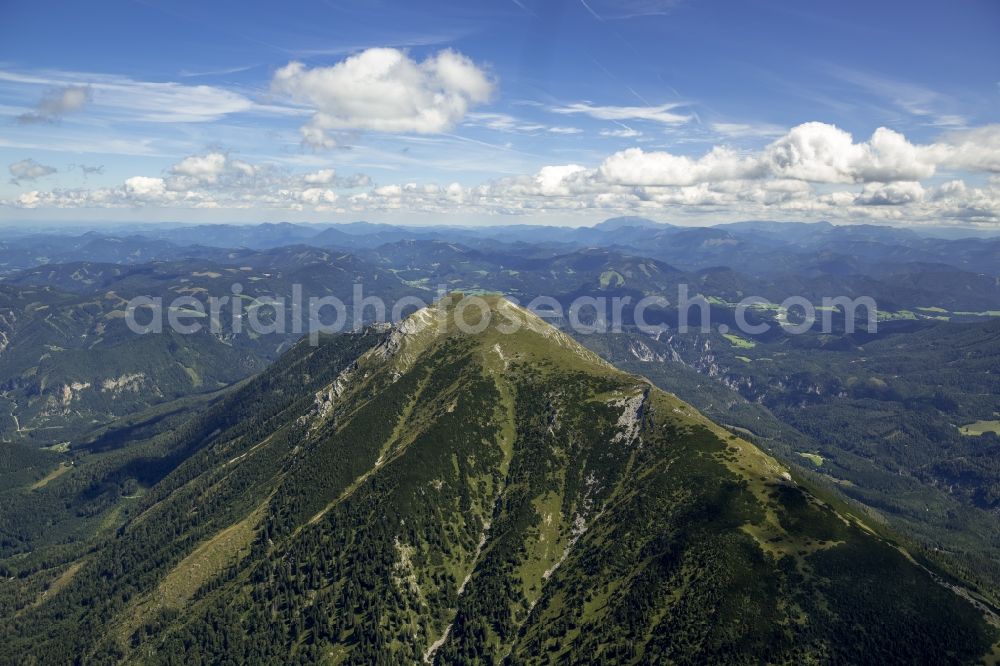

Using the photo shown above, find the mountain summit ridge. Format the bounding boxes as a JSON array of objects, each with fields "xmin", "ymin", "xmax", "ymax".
[{"xmin": 1, "ymin": 294, "xmax": 995, "ymax": 664}]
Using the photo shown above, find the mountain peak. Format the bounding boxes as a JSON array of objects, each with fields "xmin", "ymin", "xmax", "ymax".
[
  {"xmin": 593, "ymin": 215, "xmax": 668, "ymax": 230},
  {"xmin": 359, "ymin": 293, "xmax": 614, "ymax": 379},
  {"xmin": 4, "ymin": 296, "xmax": 995, "ymax": 663}
]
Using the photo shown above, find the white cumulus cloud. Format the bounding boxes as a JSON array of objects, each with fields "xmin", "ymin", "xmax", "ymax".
[
  {"xmin": 594, "ymin": 123, "xmax": 937, "ymax": 187},
  {"xmin": 272, "ymin": 48, "xmax": 495, "ymax": 148},
  {"xmin": 762, "ymin": 122, "xmax": 934, "ymax": 183},
  {"xmin": 124, "ymin": 176, "xmax": 168, "ymax": 201},
  {"xmin": 535, "ymin": 164, "xmax": 588, "ymax": 195},
  {"xmin": 931, "ymin": 125, "xmax": 1000, "ymax": 173},
  {"xmin": 303, "ymin": 168, "xmax": 337, "ymax": 185},
  {"xmin": 598, "ymin": 146, "xmax": 761, "ymax": 186},
  {"xmin": 7, "ymin": 121, "xmax": 1000, "ymax": 227},
  {"xmin": 170, "ymin": 152, "xmax": 228, "ymax": 182},
  {"xmin": 855, "ymin": 181, "xmax": 925, "ymax": 206}
]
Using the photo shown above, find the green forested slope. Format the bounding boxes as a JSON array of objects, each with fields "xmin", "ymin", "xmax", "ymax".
[
  {"xmin": 0, "ymin": 295, "xmax": 995, "ymax": 664},
  {"xmin": 579, "ymin": 321, "xmax": 1000, "ymax": 605}
]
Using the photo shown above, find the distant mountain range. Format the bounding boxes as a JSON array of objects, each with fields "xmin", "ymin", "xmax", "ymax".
[
  {"xmin": 3, "ymin": 219, "xmax": 1000, "ymax": 277},
  {"xmin": 1, "ymin": 232, "xmax": 997, "ymax": 448}
]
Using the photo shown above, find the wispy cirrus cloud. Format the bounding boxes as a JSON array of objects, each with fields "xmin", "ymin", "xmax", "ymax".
[
  {"xmin": 710, "ymin": 121, "xmax": 787, "ymax": 139},
  {"xmin": 824, "ymin": 65, "xmax": 968, "ymax": 129},
  {"xmin": 550, "ymin": 101, "xmax": 691, "ymax": 125},
  {"xmin": 0, "ymin": 134, "xmax": 165, "ymax": 157},
  {"xmin": 600, "ymin": 128, "xmax": 641, "ymax": 138},
  {"xmin": 580, "ymin": 0, "xmax": 684, "ymax": 20},
  {"xmin": 464, "ymin": 112, "xmax": 582, "ymax": 136},
  {"xmin": 464, "ymin": 112, "xmax": 545, "ymax": 133},
  {"xmin": 177, "ymin": 64, "xmax": 260, "ymax": 78},
  {"xmin": 0, "ymin": 69, "xmax": 291, "ymax": 123}
]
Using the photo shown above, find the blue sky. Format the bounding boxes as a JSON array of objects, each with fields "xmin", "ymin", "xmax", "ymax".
[{"xmin": 1, "ymin": 0, "xmax": 998, "ymax": 226}]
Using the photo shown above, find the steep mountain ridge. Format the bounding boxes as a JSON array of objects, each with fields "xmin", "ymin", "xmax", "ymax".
[{"xmin": 0, "ymin": 295, "xmax": 995, "ymax": 664}]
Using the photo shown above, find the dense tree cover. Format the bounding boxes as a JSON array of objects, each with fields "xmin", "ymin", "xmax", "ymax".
[
  {"xmin": 585, "ymin": 319, "xmax": 1000, "ymax": 603},
  {"xmin": 0, "ymin": 440, "xmax": 54, "ymax": 489},
  {"xmin": 0, "ymin": 329, "xmax": 386, "ymax": 661}
]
